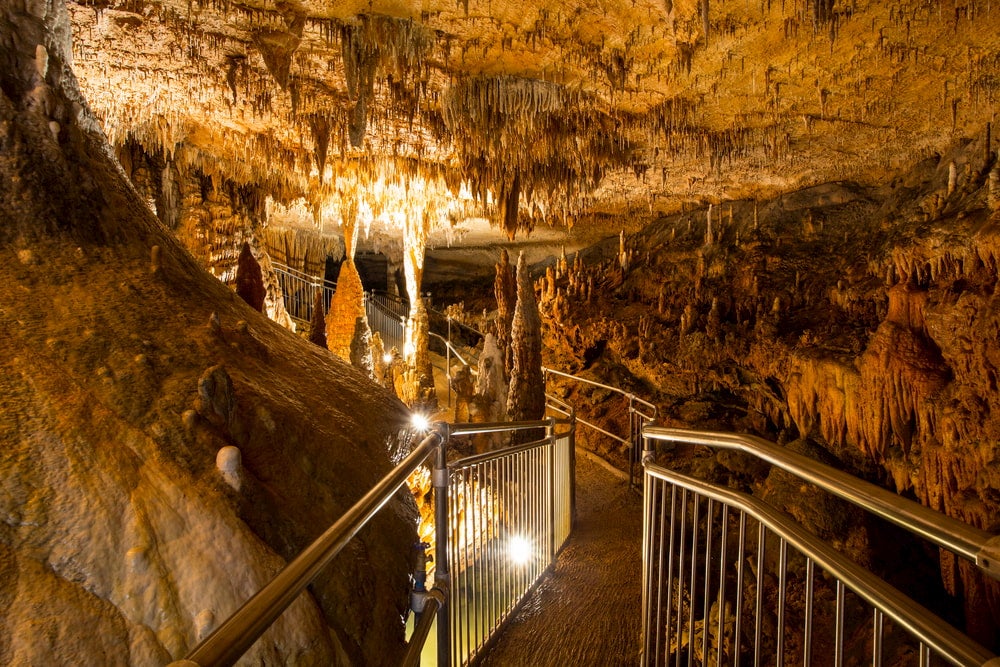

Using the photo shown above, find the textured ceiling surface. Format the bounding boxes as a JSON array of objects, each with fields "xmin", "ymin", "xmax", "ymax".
[{"xmin": 68, "ymin": 0, "xmax": 1000, "ymax": 240}]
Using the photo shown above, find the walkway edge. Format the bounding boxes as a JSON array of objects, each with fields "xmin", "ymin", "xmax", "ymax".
[{"xmin": 575, "ymin": 446, "xmax": 630, "ymax": 482}]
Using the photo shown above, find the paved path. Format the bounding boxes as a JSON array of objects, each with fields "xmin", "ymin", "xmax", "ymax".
[{"xmin": 479, "ymin": 451, "xmax": 643, "ymax": 666}]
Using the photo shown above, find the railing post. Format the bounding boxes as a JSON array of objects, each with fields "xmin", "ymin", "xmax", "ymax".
[
  {"xmin": 446, "ymin": 318, "xmax": 452, "ymax": 408},
  {"xmin": 433, "ymin": 424, "xmax": 451, "ymax": 667},
  {"xmin": 546, "ymin": 417, "xmax": 556, "ymax": 561}
]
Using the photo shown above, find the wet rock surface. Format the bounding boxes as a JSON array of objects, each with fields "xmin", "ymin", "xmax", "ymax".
[{"xmin": 480, "ymin": 454, "xmax": 642, "ymax": 666}]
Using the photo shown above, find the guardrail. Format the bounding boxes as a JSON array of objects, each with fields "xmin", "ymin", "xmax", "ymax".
[
  {"xmin": 640, "ymin": 426, "xmax": 1000, "ymax": 667},
  {"xmin": 167, "ymin": 414, "xmax": 577, "ymax": 667},
  {"xmin": 542, "ymin": 367, "xmax": 656, "ymax": 489},
  {"xmin": 368, "ymin": 296, "xmax": 406, "ymax": 354},
  {"xmin": 170, "ymin": 430, "xmax": 447, "ymax": 667},
  {"xmin": 271, "ymin": 262, "xmax": 336, "ymax": 325},
  {"xmin": 443, "ymin": 417, "xmax": 575, "ymax": 667}
]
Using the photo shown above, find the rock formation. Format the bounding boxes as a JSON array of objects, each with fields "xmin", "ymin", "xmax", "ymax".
[
  {"xmin": 0, "ymin": 1, "xmax": 415, "ymax": 664},
  {"xmin": 235, "ymin": 241, "xmax": 266, "ymax": 312},
  {"xmin": 507, "ymin": 253, "xmax": 545, "ymax": 424},
  {"xmin": 538, "ymin": 138, "xmax": 1000, "ymax": 647}
]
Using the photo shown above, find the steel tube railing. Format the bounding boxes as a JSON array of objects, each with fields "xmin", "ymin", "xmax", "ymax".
[
  {"xmin": 643, "ymin": 426, "xmax": 1000, "ymax": 576},
  {"xmin": 443, "ymin": 417, "xmax": 572, "ymax": 667},
  {"xmin": 179, "ymin": 431, "xmax": 443, "ymax": 667},
  {"xmin": 642, "ymin": 463, "xmax": 998, "ymax": 667},
  {"xmin": 402, "ymin": 590, "xmax": 445, "ymax": 667},
  {"xmin": 544, "ymin": 367, "xmax": 656, "ymax": 489}
]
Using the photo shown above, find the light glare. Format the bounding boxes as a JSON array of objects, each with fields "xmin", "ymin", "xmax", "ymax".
[
  {"xmin": 509, "ymin": 535, "xmax": 532, "ymax": 565},
  {"xmin": 411, "ymin": 413, "xmax": 430, "ymax": 432},
  {"xmin": 383, "ymin": 353, "xmax": 394, "ymax": 364}
]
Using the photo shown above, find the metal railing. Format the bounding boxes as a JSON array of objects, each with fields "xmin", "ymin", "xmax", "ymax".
[
  {"xmin": 368, "ymin": 295, "xmax": 407, "ymax": 354},
  {"xmin": 641, "ymin": 426, "xmax": 1000, "ymax": 667},
  {"xmin": 271, "ymin": 262, "xmax": 336, "ymax": 325},
  {"xmin": 543, "ymin": 366, "xmax": 656, "ymax": 489},
  {"xmin": 170, "ymin": 430, "xmax": 448, "ymax": 667},
  {"xmin": 167, "ymin": 414, "xmax": 576, "ymax": 667},
  {"xmin": 444, "ymin": 417, "xmax": 575, "ymax": 667}
]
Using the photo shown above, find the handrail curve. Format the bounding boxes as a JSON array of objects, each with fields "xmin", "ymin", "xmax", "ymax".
[
  {"xmin": 542, "ymin": 366, "xmax": 657, "ymax": 416},
  {"xmin": 174, "ymin": 431, "xmax": 443, "ymax": 667},
  {"xmin": 643, "ymin": 462, "xmax": 998, "ymax": 667},
  {"xmin": 643, "ymin": 426, "xmax": 1000, "ymax": 580}
]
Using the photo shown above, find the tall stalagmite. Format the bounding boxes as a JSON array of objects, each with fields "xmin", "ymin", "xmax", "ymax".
[
  {"xmin": 326, "ymin": 259, "xmax": 374, "ymax": 376},
  {"xmin": 235, "ymin": 241, "xmax": 266, "ymax": 312},
  {"xmin": 507, "ymin": 253, "xmax": 545, "ymax": 423},
  {"xmin": 494, "ymin": 248, "xmax": 517, "ymax": 377}
]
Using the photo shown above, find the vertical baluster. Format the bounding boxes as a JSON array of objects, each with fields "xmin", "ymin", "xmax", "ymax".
[
  {"xmin": 641, "ymin": 469, "xmax": 655, "ymax": 667},
  {"xmin": 776, "ymin": 537, "xmax": 787, "ymax": 667},
  {"xmin": 872, "ymin": 609, "xmax": 883, "ymax": 667},
  {"xmin": 478, "ymin": 462, "xmax": 486, "ymax": 643},
  {"xmin": 918, "ymin": 642, "xmax": 930, "ymax": 667},
  {"xmin": 734, "ymin": 512, "xmax": 746, "ymax": 667},
  {"xmin": 659, "ymin": 483, "xmax": 677, "ymax": 667},
  {"xmin": 701, "ymin": 498, "xmax": 714, "ymax": 667},
  {"xmin": 451, "ymin": 473, "xmax": 461, "ymax": 666},
  {"xmin": 504, "ymin": 455, "xmax": 511, "ymax": 619},
  {"xmin": 674, "ymin": 489, "xmax": 688, "ymax": 667},
  {"xmin": 716, "ymin": 504, "xmax": 729, "ymax": 667},
  {"xmin": 463, "ymin": 470, "xmax": 470, "ymax": 663},
  {"xmin": 803, "ymin": 558, "xmax": 814, "ymax": 667},
  {"xmin": 834, "ymin": 580, "xmax": 845, "ymax": 667},
  {"xmin": 754, "ymin": 523, "xmax": 765, "ymax": 667},
  {"xmin": 687, "ymin": 494, "xmax": 701, "ymax": 667}
]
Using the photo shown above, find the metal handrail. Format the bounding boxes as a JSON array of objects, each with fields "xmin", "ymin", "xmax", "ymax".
[
  {"xmin": 643, "ymin": 462, "xmax": 998, "ymax": 666},
  {"xmin": 175, "ymin": 431, "xmax": 444, "ymax": 667},
  {"xmin": 271, "ymin": 261, "xmax": 336, "ymax": 289},
  {"xmin": 542, "ymin": 366, "xmax": 657, "ymax": 416},
  {"xmin": 449, "ymin": 418, "xmax": 553, "ymax": 437},
  {"xmin": 643, "ymin": 426, "xmax": 1000, "ymax": 580}
]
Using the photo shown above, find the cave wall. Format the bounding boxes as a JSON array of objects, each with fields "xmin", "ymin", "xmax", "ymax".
[
  {"xmin": 0, "ymin": 0, "xmax": 416, "ymax": 664},
  {"xmin": 540, "ymin": 134, "xmax": 1000, "ymax": 646}
]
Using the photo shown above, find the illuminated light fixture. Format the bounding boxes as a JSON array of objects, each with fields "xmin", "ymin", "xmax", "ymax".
[
  {"xmin": 383, "ymin": 353, "xmax": 394, "ymax": 364},
  {"xmin": 508, "ymin": 535, "xmax": 532, "ymax": 565},
  {"xmin": 411, "ymin": 413, "xmax": 430, "ymax": 432}
]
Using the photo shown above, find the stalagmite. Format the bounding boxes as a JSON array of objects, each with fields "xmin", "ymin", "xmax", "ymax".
[
  {"xmin": 326, "ymin": 258, "xmax": 373, "ymax": 375},
  {"xmin": 494, "ymin": 249, "xmax": 517, "ymax": 377},
  {"xmin": 507, "ymin": 253, "xmax": 545, "ymax": 424},
  {"xmin": 308, "ymin": 289, "xmax": 327, "ymax": 348},
  {"xmin": 235, "ymin": 242, "xmax": 266, "ymax": 312}
]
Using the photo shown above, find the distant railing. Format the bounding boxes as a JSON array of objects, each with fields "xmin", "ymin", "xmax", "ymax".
[
  {"xmin": 640, "ymin": 426, "xmax": 1000, "ymax": 667},
  {"xmin": 542, "ymin": 367, "xmax": 656, "ymax": 489},
  {"xmin": 271, "ymin": 262, "xmax": 336, "ymax": 325},
  {"xmin": 368, "ymin": 295, "xmax": 407, "ymax": 354}
]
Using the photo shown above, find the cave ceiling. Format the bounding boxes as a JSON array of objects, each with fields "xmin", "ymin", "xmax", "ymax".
[{"xmin": 68, "ymin": 0, "xmax": 1000, "ymax": 248}]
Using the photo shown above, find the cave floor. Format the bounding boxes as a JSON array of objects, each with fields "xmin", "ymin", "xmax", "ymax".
[{"xmin": 478, "ymin": 451, "xmax": 643, "ymax": 666}]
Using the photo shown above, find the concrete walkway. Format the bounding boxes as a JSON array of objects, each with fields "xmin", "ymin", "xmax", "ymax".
[{"xmin": 479, "ymin": 451, "xmax": 643, "ymax": 666}]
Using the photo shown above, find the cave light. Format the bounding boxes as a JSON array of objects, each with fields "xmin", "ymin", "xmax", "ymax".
[
  {"xmin": 508, "ymin": 535, "xmax": 532, "ymax": 566},
  {"xmin": 411, "ymin": 413, "xmax": 430, "ymax": 432}
]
